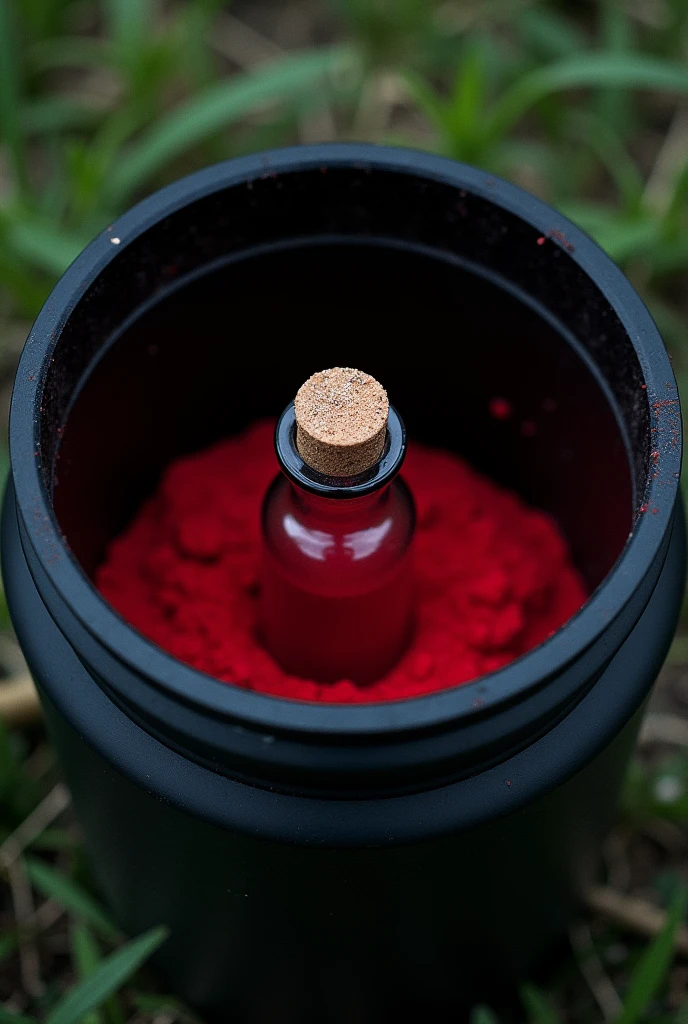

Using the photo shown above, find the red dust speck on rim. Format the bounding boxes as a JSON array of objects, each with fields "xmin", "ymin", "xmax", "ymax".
[
  {"xmin": 545, "ymin": 229, "xmax": 575, "ymax": 253},
  {"xmin": 489, "ymin": 397, "xmax": 512, "ymax": 421},
  {"xmin": 96, "ymin": 421, "xmax": 587, "ymax": 703}
]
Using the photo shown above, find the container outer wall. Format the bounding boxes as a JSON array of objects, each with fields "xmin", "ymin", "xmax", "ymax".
[
  {"xmin": 2, "ymin": 486, "xmax": 685, "ymax": 1022},
  {"xmin": 43, "ymin": 692, "xmax": 640, "ymax": 1021}
]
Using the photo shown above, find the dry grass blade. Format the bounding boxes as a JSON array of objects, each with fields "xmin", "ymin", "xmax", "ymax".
[
  {"xmin": 6, "ymin": 857, "xmax": 43, "ymax": 997},
  {"xmin": 585, "ymin": 886, "xmax": 688, "ymax": 956},
  {"xmin": 643, "ymin": 105, "xmax": 688, "ymax": 215},
  {"xmin": 639, "ymin": 712, "xmax": 688, "ymax": 746},
  {"xmin": 0, "ymin": 784, "xmax": 71, "ymax": 995},
  {"xmin": 0, "ymin": 784, "xmax": 71, "ymax": 865},
  {"xmin": 602, "ymin": 831, "xmax": 632, "ymax": 891},
  {"xmin": 0, "ymin": 782, "xmax": 69, "ymax": 999},
  {"xmin": 210, "ymin": 12, "xmax": 283, "ymax": 67},
  {"xmin": 32, "ymin": 898, "xmax": 66, "ymax": 933},
  {"xmin": 297, "ymin": 105, "xmax": 336, "ymax": 143},
  {"xmin": 210, "ymin": 12, "xmax": 335, "ymax": 143},
  {"xmin": 569, "ymin": 920, "xmax": 623, "ymax": 1020},
  {"xmin": 353, "ymin": 71, "xmax": 407, "ymax": 140},
  {"xmin": 0, "ymin": 674, "xmax": 41, "ymax": 726},
  {"xmin": 640, "ymin": 818, "xmax": 688, "ymax": 854}
]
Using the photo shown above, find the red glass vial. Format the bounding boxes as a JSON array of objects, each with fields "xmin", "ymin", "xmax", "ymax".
[{"xmin": 260, "ymin": 397, "xmax": 415, "ymax": 685}]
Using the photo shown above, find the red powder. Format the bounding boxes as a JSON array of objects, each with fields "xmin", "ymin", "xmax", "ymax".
[{"xmin": 97, "ymin": 421, "xmax": 586, "ymax": 703}]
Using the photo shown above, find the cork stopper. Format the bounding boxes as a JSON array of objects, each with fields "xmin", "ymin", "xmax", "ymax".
[{"xmin": 294, "ymin": 368, "xmax": 389, "ymax": 477}]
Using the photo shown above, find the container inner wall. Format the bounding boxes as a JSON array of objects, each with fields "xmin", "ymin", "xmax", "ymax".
[{"xmin": 53, "ymin": 240, "xmax": 632, "ymax": 593}]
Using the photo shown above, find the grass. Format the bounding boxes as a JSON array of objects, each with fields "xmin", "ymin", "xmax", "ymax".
[{"xmin": 1, "ymin": 0, "xmax": 688, "ymax": 1020}]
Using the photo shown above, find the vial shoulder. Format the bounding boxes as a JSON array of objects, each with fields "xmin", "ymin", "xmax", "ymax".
[{"xmin": 261, "ymin": 473, "xmax": 414, "ymax": 574}]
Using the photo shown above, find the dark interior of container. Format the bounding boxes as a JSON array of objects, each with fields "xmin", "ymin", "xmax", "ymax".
[{"xmin": 44, "ymin": 166, "xmax": 643, "ymax": 595}]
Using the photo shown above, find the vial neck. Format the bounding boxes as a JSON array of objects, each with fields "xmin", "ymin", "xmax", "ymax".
[
  {"xmin": 274, "ymin": 402, "xmax": 407, "ymax": 502},
  {"xmin": 289, "ymin": 482, "xmax": 390, "ymax": 521}
]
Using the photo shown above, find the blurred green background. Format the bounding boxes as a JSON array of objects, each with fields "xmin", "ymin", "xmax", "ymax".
[{"xmin": 3, "ymin": 1, "xmax": 688, "ymax": 1021}]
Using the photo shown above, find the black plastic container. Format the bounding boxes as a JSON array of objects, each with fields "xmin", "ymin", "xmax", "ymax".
[{"xmin": 2, "ymin": 145, "xmax": 684, "ymax": 1021}]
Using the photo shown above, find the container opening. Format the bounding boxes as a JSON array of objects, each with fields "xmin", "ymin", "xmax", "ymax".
[{"xmin": 43, "ymin": 168, "xmax": 640, "ymax": 596}]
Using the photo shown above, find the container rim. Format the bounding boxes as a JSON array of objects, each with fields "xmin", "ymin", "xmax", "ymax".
[{"xmin": 9, "ymin": 143, "xmax": 682, "ymax": 738}]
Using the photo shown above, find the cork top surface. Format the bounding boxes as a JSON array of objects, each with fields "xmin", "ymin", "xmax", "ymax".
[
  {"xmin": 294, "ymin": 368, "xmax": 389, "ymax": 476},
  {"xmin": 295, "ymin": 368, "xmax": 388, "ymax": 446}
]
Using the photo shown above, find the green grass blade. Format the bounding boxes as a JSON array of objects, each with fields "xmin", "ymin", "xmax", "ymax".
[
  {"xmin": 178, "ymin": 0, "xmax": 224, "ymax": 89},
  {"xmin": 26, "ymin": 36, "xmax": 110, "ymax": 74},
  {"xmin": 647, "ymin": 236, "xmax": 688, "ymax": 277},
  {"xmin": 104, "ymin": 0, "xmax": 151, "ymax": 66},
  {"xmin": 403, "ymin": 71, "xmax": 449, "ymax": 134},
  {"xmin": 518, "ymin": 8, "xmax": 586, "ymax": 58},
  {"xmin": 24, "ymin": 857, "xmax": 120, "ymax": 940},
  {"xmin": 0, "ymin": 717, "xmax": 43, "ymax": 819},
  {"xmin": 0, "ymin": 245, "xmax": 49, "ymax": 315},
  {"xmin": 521, "ymin": 984, "xmax": 561, "ymax": 1024},
  {"xmin": 132, "ymin": 992, "xmax": 205, "ymax": 1023},
  {"xmin": 595, "ymin": 0, "xmax": 635, "ymax": 137},
  {"xmin": 614, "ymin": 884, "xmax": 688, "ymax": 1024},
  {"xmin": 30, "ymin": 828, "xmax": 79, "ymax": 852},
  {"xmin": 45, "ymin": 925, "xmax": 168, "ymax": 1024},
  {"xmin": 71, "ymin": 922, "xmax": 101, "ymax": 977},
  {"xmin": 21, "ymin": 97, "xmax": 103, "ymax": 135},
  {"xmin": 470, "ymin": 1006, "xmax": 500, "ymax": 1024},
  {"xmin": 675, "ymin": 1000, "xmax": 688, "ymax": 1023},
  {"xmin": 445, "ymin": 42, "xmax": 487, "ymax": 160},
  {"xmin": 107, "ymin": 45, "xmax": 357, "ymax": 205},
  {"xmin": 0, "ymin": 1009, "xmax": 36, "ymax": 1024},
  {"xmin": 0, "ymin": 717, "xmax": 21, "ymax": 804},
  {"xmin": 71, "ymin": 923, "xmax": 125, "ymax": 1024},
  {"xmin": 557, "ymin": 201, "xmax": 657, "ymax": 263},
  {"xmin": 14, "ymin": 0, "xmax": 71, "ymax": 38},
  {"xmin": 658, "ymin": 160, "xmax": 688, "ymax": 237},
  {"xmin": 651, "ymin": 298, "xmax": 688, "ymax": 360},
  {"xmin": 486, "ymin": 54, "xmax": 688, "ymax": 146},
  {"xmin": 70, "ymin": 923, "xmax": 102, "ymax": 1024},
  {"xmin": 0, "ymin": 0, "xmax": 28, "ymax": 193},
  {"xmin": 0, "ymin": 933, "xmax": 18, "ymax": 965},
  {"xmin": 565, "ymin": 109, "xmax": 644, "ymax": 215},
  {"xmin": 6, "ymin": 219, "xmax": 90, "ymax": 277}
]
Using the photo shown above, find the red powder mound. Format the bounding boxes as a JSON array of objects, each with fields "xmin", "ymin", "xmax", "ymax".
[{"xmin": 97, "ymin": 421, "xmax": 587, "ymax": 703}]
